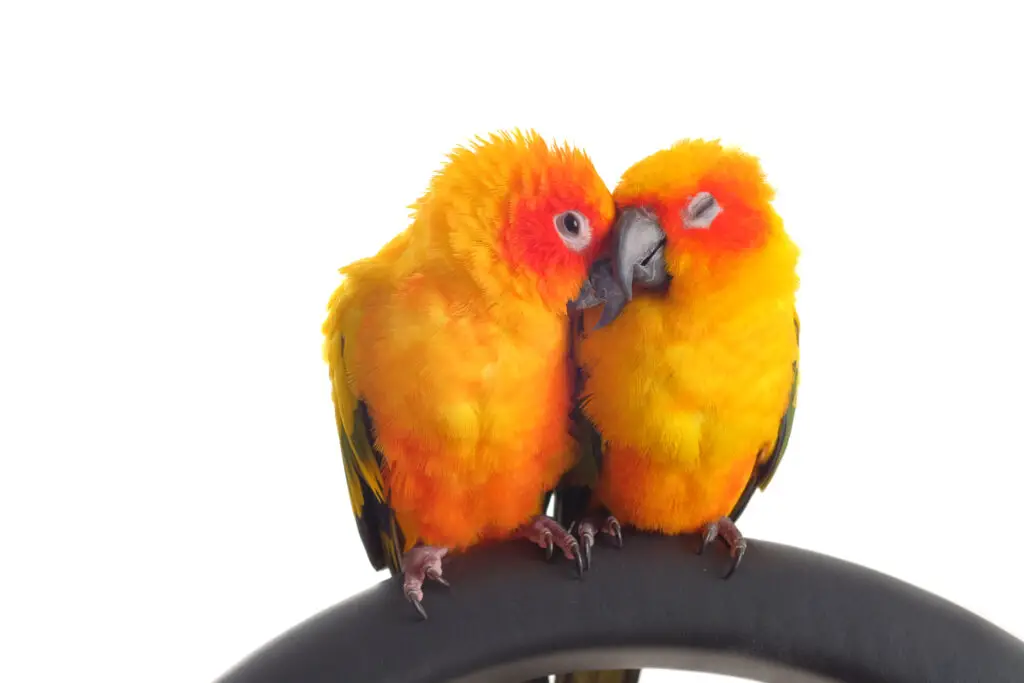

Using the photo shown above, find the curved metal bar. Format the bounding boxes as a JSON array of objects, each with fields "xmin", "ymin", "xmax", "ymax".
[{"xmin": 215, "ymin": 533, "xmax": 1024, "ymax": 683}]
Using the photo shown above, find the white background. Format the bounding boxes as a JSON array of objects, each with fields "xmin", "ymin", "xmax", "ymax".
[{"xmin": 2, "ymin": 2, "xmax": 1023, "ymax": 682}]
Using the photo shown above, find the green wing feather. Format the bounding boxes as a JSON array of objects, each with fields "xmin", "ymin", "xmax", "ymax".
[
  {"xmin": 553, "ymin": 308, "xmax": 606, "ymax": 530},
  {"xmin": 328, "ymin": 334, "xmax": 404, "ymax": 574}
]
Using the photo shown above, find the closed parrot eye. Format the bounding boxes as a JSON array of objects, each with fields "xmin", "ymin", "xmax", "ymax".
[
  {"xmin": 682, "ymin": 191, "xmax": 722, "ymax": 229},
  {"xmin": 553, "ymin": 210, "xmax": 592, "ymax": 252}
]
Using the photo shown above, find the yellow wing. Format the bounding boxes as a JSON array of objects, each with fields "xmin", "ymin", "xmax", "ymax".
[
  {"xmin": 729, "ymin": 311, "xmax": 800, "ymax": 521},
  {"xmin": 324, "ymin": 285, "xmax": 404, "ymax": 574}
]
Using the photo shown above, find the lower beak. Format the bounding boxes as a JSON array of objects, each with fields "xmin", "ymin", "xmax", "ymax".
[
  {"xmin": 569, "ymin": 257, "xmax": 627, "ymax": 329},
  {"xmin": 568, "ymin": 209, "xmax": 669, "ymax": 331}
]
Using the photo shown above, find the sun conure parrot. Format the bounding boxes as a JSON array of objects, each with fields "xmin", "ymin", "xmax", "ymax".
[
  {"xmin": 552, "ymin": 137, "xmax": 799, "ymax": 683},
  {"xmin": 323, "ymin": 130, "xmax": 615, "ymax": 619}
]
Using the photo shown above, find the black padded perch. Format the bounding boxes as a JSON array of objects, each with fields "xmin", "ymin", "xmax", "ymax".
[{"xmin": 215, "ymin": 533, "xmax": 1024, "ymax": 683}]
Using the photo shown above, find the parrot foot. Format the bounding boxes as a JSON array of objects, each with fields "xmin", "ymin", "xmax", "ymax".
[
  {"xmin": 577, "ymin": 515, "xmax": 623, "ymax": 570},
  {"xmin": 698, "ymin": 516, "xmax": 747, "ymax": 579},
  {"xmin": 402, "ymin": 545, "xmax": 450, "ymax": 620},
  {"xmin": 519, "ymin": 515, "xmax": 584, "ymax": 577}
]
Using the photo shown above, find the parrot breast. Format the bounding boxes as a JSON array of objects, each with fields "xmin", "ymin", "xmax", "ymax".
[
  {"xmin": 350, "ymin": 274, "xmax": 575, "ymax": 550},
  {"xmin": 578, "ymin": 242, "xmax": 799, "ymax": 534}
]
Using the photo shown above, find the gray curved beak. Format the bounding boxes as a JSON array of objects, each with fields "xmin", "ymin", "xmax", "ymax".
[
  {"xmin": 613, "ymin": 207, "xmax": 668, "ymax": 303},
  {"xmin": 569, "ymin": 257, "xmax": 629, "ymax": 330},
  {"xmin": 568, "ymin": 208, "xmax": 669, "ymax": 331}
]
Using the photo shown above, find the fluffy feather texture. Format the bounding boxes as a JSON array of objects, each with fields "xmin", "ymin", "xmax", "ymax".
[
  {"xmin": 324, "ymin": 130, "xmax": 614, "ymax": 565},
  {"xmin": 576, "ymin": 139, "xmax": 800, "ymax": 533}
]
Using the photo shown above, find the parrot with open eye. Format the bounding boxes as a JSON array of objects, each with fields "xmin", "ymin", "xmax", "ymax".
[
  {"xmin": 553, "ymin": 139, "xmax": 799, "ymax": 683},
  {"xmin": 323, "ymin": 130, "xmax": 615, "ymax": 620}
]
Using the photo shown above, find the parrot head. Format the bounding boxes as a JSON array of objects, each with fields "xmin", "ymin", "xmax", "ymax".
[
  {"xmin": 572, "ymin": 138, "xmax": 786, "ymax": 327},
  {"xmin": 423, "ymin": 130, "xmax": 615, "ymax": 311}
]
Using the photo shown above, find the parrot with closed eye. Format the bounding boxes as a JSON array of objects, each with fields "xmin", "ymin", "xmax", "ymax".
[
  {"xmin": 323, "ymin": 130, "xmax": 615, "ymax": 619},
  {"xmin": 553, "ymin": 139, "xmax": 799, "ymax": 683}
]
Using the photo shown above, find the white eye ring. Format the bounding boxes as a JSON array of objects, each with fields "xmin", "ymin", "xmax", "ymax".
[
  {"xmin": 682, "ymin": 191, "xmax": 722, "ymax": 229},
  {"xmin": 553, "ymin": 210, "xmax": 593, "ymax": 252}
]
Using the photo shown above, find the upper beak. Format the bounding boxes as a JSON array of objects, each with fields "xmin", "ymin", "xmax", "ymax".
[
  {"xmin": 613, "ymin": 207, "xmax": 668, "ymax": 302},
  {"xmin": 568, "ymin": 208, "xmax": 668, "ymax": 331}
]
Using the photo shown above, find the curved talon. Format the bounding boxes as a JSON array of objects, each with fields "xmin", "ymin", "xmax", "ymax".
[
  {"xmin": 699, "ymin": 522, "xmax": 719, "ymax": 555},
  {"xmin": 582, "ymin": 533, "xmax": 594, "ymax": 571},
  {"xmin": 699, "ymin": 516, "xmax": 747, "ymax": 577},
  {"xmin": 723, "ymin": 540, "xmax": 747, "ymax": 580},
  {"xmin": 427, "ymin": 570, "xmax": 449, "ymax": 587},
  {"xmin": 520, "ymin": 515, "xmax": 582, "ymax": 573},
  {"xmin": 401, "ymin": 545, "xmax": 448, "ymax": 622},
  {"xmin": 575, "ymin": 516, "xmax": 623, "ymax": 572},
  {"xmin": 406, "ymin": 592, "xmax": 428, "ymax": 620},
  {"xmin": 609, "ymin": 519, "xmax": 623, "ymax": 548},
  {"xmin": 570, "ymin": 541, "xmax": 584, "ymax": 577}
]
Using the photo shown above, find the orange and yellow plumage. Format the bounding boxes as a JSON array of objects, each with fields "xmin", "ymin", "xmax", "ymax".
[
  {"xmin": 567, "ymin": 138, "xmax": 800, "ymax": 537},
  {"xmin": 323, "ymin": 131, "xmax": 614, "ymax": 582}
]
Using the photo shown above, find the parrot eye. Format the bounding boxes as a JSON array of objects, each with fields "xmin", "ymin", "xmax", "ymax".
[
  {"xmin": 553, "ymin": 210, "xmax": 592, "ymax": 252},
  {"xmin": 682, "ymin": 191, "xmax": 722, "ymax": 229}
]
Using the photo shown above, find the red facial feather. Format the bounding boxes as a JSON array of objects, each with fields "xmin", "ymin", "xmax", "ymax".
[
  {"xmin": 502, "ymin": 180, "xmax": 605, "ymax": 279},
  {"xmin": 633, "ymin": 179, "xmax": 770, "ymax": 256}
]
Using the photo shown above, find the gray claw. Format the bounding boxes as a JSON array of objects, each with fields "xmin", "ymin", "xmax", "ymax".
[
  {"xmin": 723, "ymin": 540, "xmax": 747, "ymax": 580},
  {"xmin": 571, "ymin": 541, "xmax": 584, "ymax": 577},
  {"xmin": 699, "ymin": 516, "xmax": 747, "ymax": 578},
  {"xmin": 609, "ymin": 518, "xmax": 624, "ymax": 548},
  {"xmin": 401, "ymin": 545, "xmax": 448, "ymax": 622},
  {"xmin": 576, "ymin": 516, "xmax": 623, "ymax": 571},
  {"xmin": 699, "ymin": 522, "xmax": 719, "ymax": 555},
  {"xmin": 407, "ymin": 592, "xmax": 428, "ymax": 620}
]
